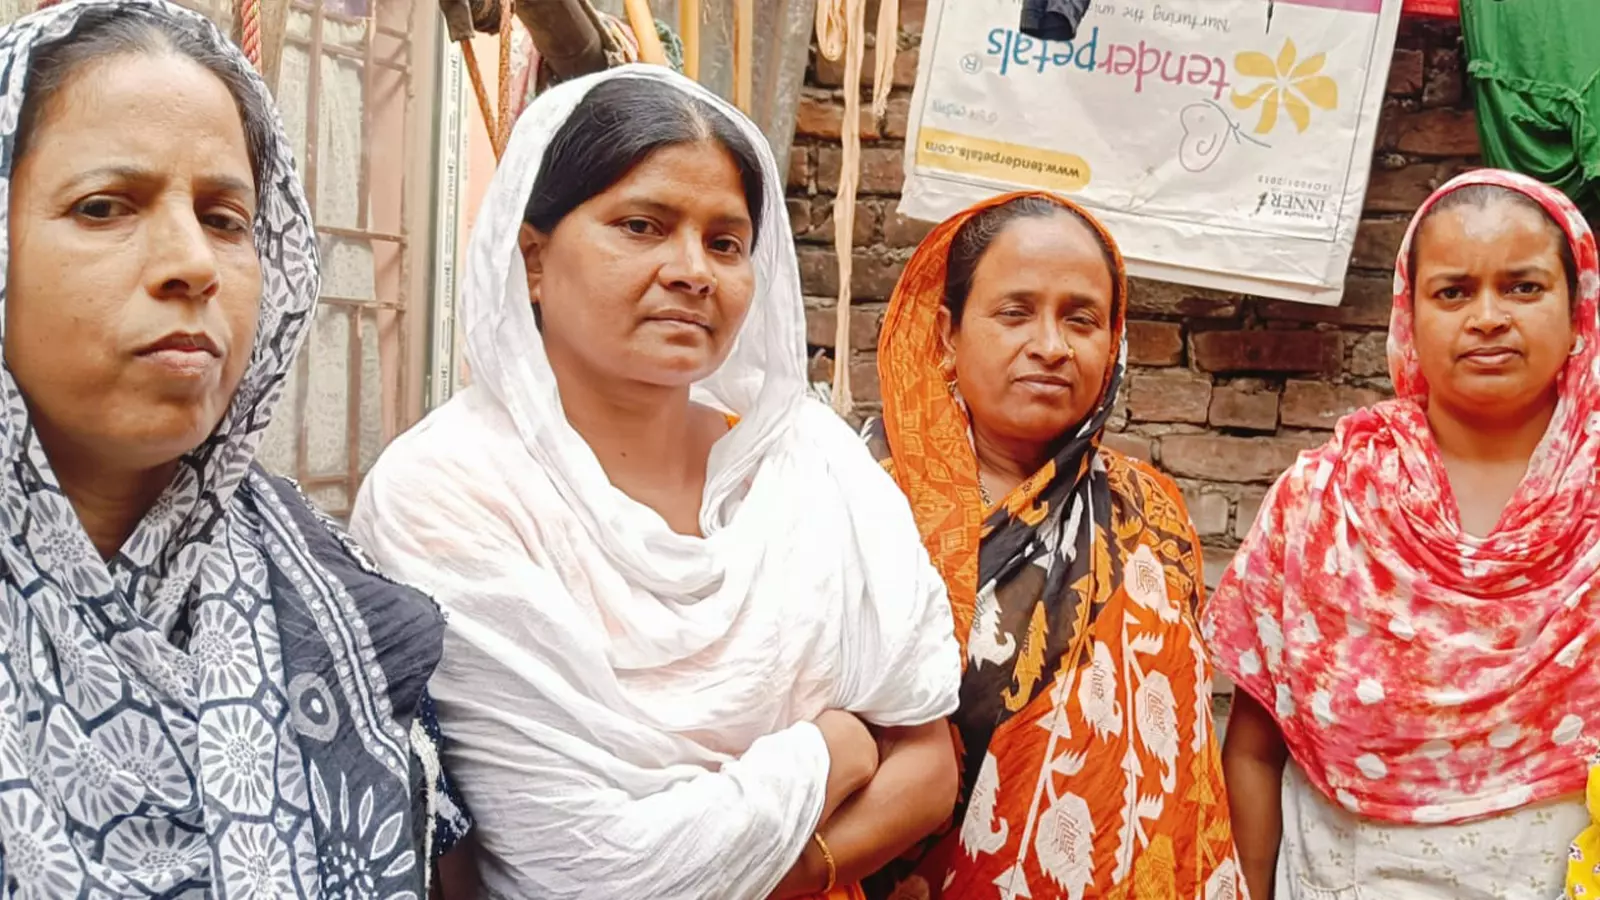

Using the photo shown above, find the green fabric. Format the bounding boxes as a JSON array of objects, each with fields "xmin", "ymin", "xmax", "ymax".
[{"xmin": 1463, "ymin": 0, "xmax": 1600, "ymax": 222}]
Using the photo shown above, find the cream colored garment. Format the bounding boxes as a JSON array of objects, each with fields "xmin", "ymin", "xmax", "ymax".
[
  {"xmin": 1277, "ymin": 763, "xmax": 1583, "ymax": 900},
  {"xmin": 350, "ymin": 65, "xmax": 961, "ymax": 900}
]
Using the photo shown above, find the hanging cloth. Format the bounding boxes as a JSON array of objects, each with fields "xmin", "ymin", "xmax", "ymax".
[
  {"xmin": 1019, "ymin": 0, "xmax": 1089, "ymax": 42},
  {"xmin": 1463, "ymin": 0, "xmax": 1600, "ymax": 222}
]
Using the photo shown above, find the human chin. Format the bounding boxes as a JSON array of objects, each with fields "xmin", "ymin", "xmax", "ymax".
[
  {"xmin": 109, "ymin": 399, "xmax": 226, "ymax": 467},
  {"xmin": 631, "ymin": 342, "xmax": 726, "ymax": 387}
]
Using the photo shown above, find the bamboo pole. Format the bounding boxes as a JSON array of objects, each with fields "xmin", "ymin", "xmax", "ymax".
[
  {"xmin": 733, "ymin": 0, "xmax": 754, "ymax": 112},
  {"xmin": 623, "ymin": 0, "xmax": 668, "ymax": 66},
  {"xmin": 679, "ymin": 0, "xmax": 700, "ymax": 80}
]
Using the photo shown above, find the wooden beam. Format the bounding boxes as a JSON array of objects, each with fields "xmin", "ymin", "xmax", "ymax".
[{"xmin": 258, "ymin": 0, "xmax": 292, "ymax": 93}]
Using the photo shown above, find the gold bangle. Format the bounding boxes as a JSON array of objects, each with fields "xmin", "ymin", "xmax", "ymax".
[{"xmin": 812, "ymin": 832, "xmax": 837, "ymax": 893}]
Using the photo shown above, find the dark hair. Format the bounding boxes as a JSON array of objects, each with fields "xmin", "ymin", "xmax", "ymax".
[
  {"xmin": 14, "ymin": 9, "xmax": 273, "ymax": 194},
  {"xmin": 1409, "ymin": 183, "xmax": 1579, "ymax": 303},
  {"xmin": 524, "ymin": 77, "xmax": 766, "ymax": 236},
  {"xmin": 944, "ymin": 196, "xmax": 1120, "ymax": 326}
]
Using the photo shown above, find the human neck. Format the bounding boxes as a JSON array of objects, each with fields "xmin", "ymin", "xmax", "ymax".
[
  {"xmin": 1426, "ymin": 391, "xmax": 1557, "ymax": 467},
  {"xmin": 41, "ymin": 438, "xmax": 173, "ymax": 560},
  {"xmin": 972, "ymin": 424, "xmax": 1049, "ymax": 499},
  {"xmin": 553, "ymin": 365, "xmax": 702, "ymax": 490}
]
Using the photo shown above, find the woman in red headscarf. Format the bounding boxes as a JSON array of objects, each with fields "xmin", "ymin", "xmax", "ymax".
[{"xmin": 1209, "ymin": 169, "xmax": 1600, "ymax": 899}]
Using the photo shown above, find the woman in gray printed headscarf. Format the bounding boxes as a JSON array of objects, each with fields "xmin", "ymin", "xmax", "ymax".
[{"xmin": 0, "ymin": 2, "xmax": 472, "ymax": 897}]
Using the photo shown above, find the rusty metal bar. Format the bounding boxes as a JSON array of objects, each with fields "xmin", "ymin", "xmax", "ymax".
[
  {"xmin": 295, "ymin": 0, "xmax": 327, "ymax": 486},
  {"xmin": 314, "ymin": 223, "xmax": 407, "ymax": 245},
  {"xmin": 346, "ymin": 305, "xmax": 363, "ymax": 510},
  {"xmin": 319, "ymin": 294, "xmax": 405, "ymax": 311},
  {"xmin": 358, "ymin": 11, "xmax": 375, "ymax": 233},
  {"xmin": 291, "ymin": 0, "xmax": 405, "ymax": 36},
  {"xmin": 283, "ymin": 32, "xmax": 407, "ymax": 71},
  {"xmin": 395, "ymin": 0, "xmax": 417, "ymax": 443}
]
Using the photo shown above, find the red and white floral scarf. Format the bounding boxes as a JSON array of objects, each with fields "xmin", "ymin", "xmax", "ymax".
[{"xmin": 1203, "ymin": 169, "xmax": 1600, "ymax": 825}]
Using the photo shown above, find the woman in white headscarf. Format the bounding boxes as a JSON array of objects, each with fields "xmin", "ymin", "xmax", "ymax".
[
  {"xmin": 0, "ymin": 1, "xmax": 471, "ymax": 897},
  {"xmin": 350, "ymin": 66, "xmax": 963, "ymax": 899}
]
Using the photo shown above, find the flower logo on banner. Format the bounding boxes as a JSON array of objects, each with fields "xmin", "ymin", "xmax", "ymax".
[{"xmin": 1230, "ymin": 38, "xmax": 1339, "ymax": 134}]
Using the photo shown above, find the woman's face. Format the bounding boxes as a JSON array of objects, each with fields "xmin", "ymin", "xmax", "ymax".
[
  {"xmin": 943, "ymin": 213, "xmax": 1116, "ymax": 453},
  {"xmin": 520, "ymin": 140, "xmax": 757, "ymax": 392},
  {"xmin": 6, "ymin": 52, "xmax": 261, "ymax": 475},
  {"xmin": 1411, "ymin": 198, "xmax": 1573, "ymax": 423}
]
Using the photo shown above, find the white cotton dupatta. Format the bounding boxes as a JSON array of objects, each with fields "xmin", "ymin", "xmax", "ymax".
[{"xmin": 350, "ymin": 65, "xmax": 961, "ymax": 900}]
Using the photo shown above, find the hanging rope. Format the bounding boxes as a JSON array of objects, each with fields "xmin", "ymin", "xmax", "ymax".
[
  {"xmin": 817, "ymin": 0, "xmax": 898, "ymax": 417},
  {"xmin": 241, "ymin": 0, "xmax": 262, "ymax": 69},
  {"xmin": 460, "ymin": 41, "xmax": 500, "ymax": 158},
  {"xmin": 494, "ymin": 0, "xmax": 514, "ymax": 153}
]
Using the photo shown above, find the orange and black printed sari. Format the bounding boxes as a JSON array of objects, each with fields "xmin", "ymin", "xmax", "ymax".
[{"xmin": 861, "ymin": 192, "xmax": 1245, "ymax": 900}]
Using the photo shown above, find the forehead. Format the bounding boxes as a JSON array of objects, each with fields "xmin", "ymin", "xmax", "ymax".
[
  {"xmin": 972, "ymin": 214, "xmax": 1115, "ymax": 289},
  {"xmin": 26, "ymin": 51, "xmax": 249, "ymax": 169},
  {"xmin": 1414, "ymin": 197, "xmax": 1567, "ymax": 269},
  {"xmin": 596, "ymin": 141, "xmax": 752, "ymax": 218}
]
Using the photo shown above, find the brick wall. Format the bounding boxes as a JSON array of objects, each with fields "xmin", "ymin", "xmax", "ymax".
[{"xmin": 789, "ymin": 7, "xmax": 1479, "ymax": 577}]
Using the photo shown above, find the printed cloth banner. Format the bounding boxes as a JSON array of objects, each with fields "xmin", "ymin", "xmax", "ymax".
[{"xmin": 900, "ymin": 0, "xmax": 1403, "ymax": 306}]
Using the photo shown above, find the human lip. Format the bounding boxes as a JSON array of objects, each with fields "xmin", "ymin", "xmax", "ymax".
[
  {"xmin": 1460, "ymin": 346, "xmax": 1520, "ymax": 365},
  {"xmin": 135, "ymin": 332, "xmax": 222, "ymax": 377},
  {"xmin": 1016, "ymin": 373, "xmax": 1073, "ymax": 388},
  {"xmin": 646, "ymin": 309, "xmax": 713, "ymax": 331}
]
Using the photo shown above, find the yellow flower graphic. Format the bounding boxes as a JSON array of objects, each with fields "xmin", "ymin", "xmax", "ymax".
[{"xmin": 1230, "ymin": 38, "xmax": 1339, "ymax": 135}]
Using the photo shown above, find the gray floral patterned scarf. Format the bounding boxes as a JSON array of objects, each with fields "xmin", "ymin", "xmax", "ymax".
[{"xmin": 0, "ymin": 2, "xmax": 442, "ymax": 897}]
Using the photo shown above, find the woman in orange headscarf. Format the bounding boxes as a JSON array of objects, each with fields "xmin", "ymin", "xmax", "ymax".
[{"xmin": 861, "ymin": 192, "xmax": 1245, "ymax": 899}]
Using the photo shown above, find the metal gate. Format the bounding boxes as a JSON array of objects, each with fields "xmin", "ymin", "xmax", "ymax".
[{"xmin": 251, "ymin": 0, "xmax": 443, "ymax": 518}]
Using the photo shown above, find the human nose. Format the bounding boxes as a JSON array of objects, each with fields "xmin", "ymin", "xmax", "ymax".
[{"xmin": 143, "ymin": 200, "xmax": 220, "ymax": 303}]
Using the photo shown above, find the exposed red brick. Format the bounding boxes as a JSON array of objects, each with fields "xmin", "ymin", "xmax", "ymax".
[
  {"xmin": 1103, "ymin": 431, "xmax": 1153, "ymax": 463},
  {"xmin": 900, "ymin": 0, "xmax": 927, "ymax": 36},
  {"xmin": 818, "ymin": 146, "xmax": 904, "ymax": 195},
  {"xmin": 1387, "ymin": 48, "xmax": 1424, "ymax": 95},
  {"xmin": 1159, "ymin": 435, "xmax": 1316, "ymax": 483},
  {"xmin": 1234, "ymin": 487, "xmax": 1268, "ymax": 540},
  {"xmin": 1127, "ymin": 277, "xmax": 1240, "ymax": 319},
  {"xmin": 798, "ymin": 246, "xmax": 836, "ymax": 297},
  {"xmin": 803, "ymin": 197, "xmax": 881, "ymax": 246},
  {"xmin": 848, "ymin": 357, "xmax": 882, "ymax": 403},
  {"xmin": 883, "ymin": 95, "xmax": 912, "ymax": 140},
  {"xmin": 1209, "ymin": 384, "xmax": 1280, "ymax": 431},
  {"xmin": 787, "ymin": 147, "xmax": 813, "ymax": 191},
  {"xmin": 814, "ymin": 43, "xmax": 919, "ymax": 90},
  {"xmin": 1395, "ymin": 108, "xmax": 1479, "ymax": 157},
  {"xmin": 804, "ymin": 301, "xmax": 884, "ymax": 350},
  {"xmin": 798, "ymin": 247, "xmax": 906, "ymax": 300},
  {"xmin": 1350, "ymin": 332, "xmax": 1390, "ymax": 378},
  {"xmin": 894, "ymin": 47, "xmax": 919, "ymax": 87},
  {"xmin": 884, "ymin": 208, "xmax": 936, "ymax": 248},
  {"xmin": 795, "ymin": 93, "xmax": 880, "ymax": 142},
  {"xmin": 862, "ymin": 147, "xmax": 905, "ymax": 194},
  {"xmin": 1192, "ymin": 331, "xmax": 1342, "ymax": 375},
  {"xmin": 1280, "ymin": 381, "xmax": 1384, "ymax": 429},
  {"xmin": 808, "ymin": 352, "xmax": 834, "ymax": 384},
  {"xmin": 1127, "ymin": 321, "xmax": 1184, "ymax": 366},
  {"xmin": 1364, "ymin": 163, "xmax": 1443, "ymax": 214},
  {"xmin": 1422, "ymin": 48, "xmax": 1463, "ymax": 107},
  {"xmin": 1352, "ymin": 219, "xmax": 1408, "ymax": 270},
  {"xmin": 1128, "ymin": 370, "xmax": 1212, "ymax": 424},
  {"xmin": 1261, "ymin": 274, "xmax": 1394, "ymax": 329},
  {"xmin": 1375, "ymin": 98, "xmax": 1403, "ymax": 152},
  {"xmin": 1183, "ymin": 488, "xmax": 1232, "ymax": 537},
  {"xmin": 787, "ymin": 198, "xmax": 813, "ymax": 239}
]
